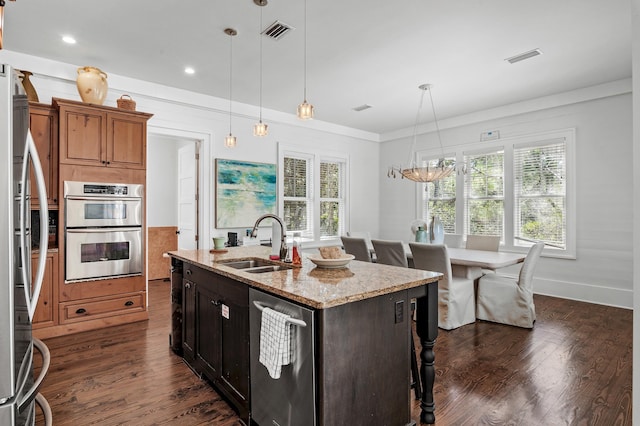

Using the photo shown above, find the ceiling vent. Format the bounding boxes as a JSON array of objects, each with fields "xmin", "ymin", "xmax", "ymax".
[
  {"xmin": 262, "ymin": 20, "xmax": 295, "ymax": 40},
  {"xmin": 505, "ymin": 48, "xmax": 543, "ymax": 64},
  {"xmin": 352, "ymin": 104, "xmax": 373, "ymax": 112}
]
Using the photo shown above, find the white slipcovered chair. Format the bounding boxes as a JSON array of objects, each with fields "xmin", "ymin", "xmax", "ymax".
[
  {"xmin": 371, "ymin": 239, "xmax": 408, "ymax": 267},
  {"xmin": 443, "ymin": 234, "xmax": 464, "ymax": 248},
  {"xmin": 409, "ymin": 243, "xmax": 475, "ymax": 330},
  {"xmin": 465, "ymin": 235, "xmax": 500, "ymax": 251},
  {"xmin": 476, "ymin": 242, "xmax": 544, "ymax": 328},
  {"xmin": 340, "ymin": 236, "xmax": 372, "ymax": 262}
]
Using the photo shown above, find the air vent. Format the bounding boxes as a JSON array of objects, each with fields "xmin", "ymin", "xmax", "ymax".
[
  {"xmin": 262, "ymin": 20, "xmax": 295, "ymax": 40},
  {"xmin": 352, "ymin": 104, "xmax": 373, "ymax": 112},
  {"xmin": 505, "ymin": 48, "xmax": 543, "ymax": 64}
]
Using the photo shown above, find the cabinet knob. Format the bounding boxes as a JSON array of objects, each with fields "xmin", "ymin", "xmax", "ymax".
[
  {"xmin": 184, "ymin": 282, "xmax": 191, "ymax": 289},
  {"xmin": 124, "ymin": 300, "xmax": 134, "ymax": 307},
  {"xmin": 211, "ymin": 299, "xmax": 221, "ymax": 306},
  {"xmin": 185, "ymin": 269, "xmax": 192, "ymax": 276},
  {"xmin": 76, "ymin": 308, "xmax": 87, "ymax": 314}
]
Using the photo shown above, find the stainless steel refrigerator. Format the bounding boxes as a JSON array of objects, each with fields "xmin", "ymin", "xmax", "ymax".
[{"xmin": 0, "ymin": 64, "xmax": 52, "ymax": 425}]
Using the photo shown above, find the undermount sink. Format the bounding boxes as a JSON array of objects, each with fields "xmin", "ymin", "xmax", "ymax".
[{"xmin": 220, "ymin": 258, "xmax": 293, "ymax": 274}]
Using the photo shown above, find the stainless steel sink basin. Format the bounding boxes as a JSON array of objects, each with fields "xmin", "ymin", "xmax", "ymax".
[
  {"xmin": 223, "ymin": 259, "xmax": 275, "ymax": 269},
  {"xmin": 245, "ymin": 265, "xmax": 290, "ymax": 274},
  {"xmin": 220, "ymin": 258, "xmax": 293, "ymax": 274}
]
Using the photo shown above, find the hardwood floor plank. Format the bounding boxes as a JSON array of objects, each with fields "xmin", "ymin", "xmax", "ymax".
[{"xmin": 36, "ymin": 281, "xmax": 631, "ymax": 425}]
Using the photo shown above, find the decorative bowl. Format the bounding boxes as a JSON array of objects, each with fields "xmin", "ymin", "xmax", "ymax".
[{"xmin": 308, "ymin": 254, "xmax": 355, "ymax": 269}]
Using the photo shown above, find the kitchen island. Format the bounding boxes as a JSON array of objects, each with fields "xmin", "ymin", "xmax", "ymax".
[{"xmin": 168, "ymin": 246, "xmax": 440, "ymax": 425}]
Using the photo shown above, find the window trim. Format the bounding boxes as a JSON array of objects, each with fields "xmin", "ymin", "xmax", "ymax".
[
  {"xmin": 417, "ymin": 128, "xmax": 576, "ymax": 259},
  {"xmin": 278, "ymin": 143, "xmax": 350, "ymax": 245}
]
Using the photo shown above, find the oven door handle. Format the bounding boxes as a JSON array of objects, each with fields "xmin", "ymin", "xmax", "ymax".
[
  {"xmin": 66, "ymin": 227, "xmax": 142, "ymax": 233},
  {"xmin": 65, "ymin": 195, "xmax": 142, "ymax": 202}
]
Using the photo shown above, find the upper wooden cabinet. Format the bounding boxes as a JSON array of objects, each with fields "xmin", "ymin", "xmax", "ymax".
[
  {"xmin": 53, "ymin": 98, "xmax": 153, "ymax": 170},
  {"xmin": 29, "ymin": 102, "xmax": 59, "ymax": 208}
]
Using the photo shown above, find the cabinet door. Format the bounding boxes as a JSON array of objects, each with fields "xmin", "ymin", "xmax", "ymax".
[
  {"xmin": 29, "ymin": 103, "xmax": 58, "ymax": 207},
  {"xmin": 182, "ymin": 278, "xmax": 196, "ymax": 362},
  {"xmin": 218, "ymin": 275, "xmax": 250, "ymax": 407},
  {"xmin": 31, "ymin": 252, "xmax": 57, "ymax": 328},
  {"xmin": 58, "ymin": 105, "xmax": 107, "ymax": 166},
  {"xmin": 196, "ymin": 285, "xmax": 222, "ymax": 380},
  {"xmin": 107, "ymin": 112, "xmax": 147, "ymax": 169}
]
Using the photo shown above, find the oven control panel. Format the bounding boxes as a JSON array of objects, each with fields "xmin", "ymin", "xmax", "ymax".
[{"xmin": 84, "ymin": 184, "xmax": 129, "ymax": 196}]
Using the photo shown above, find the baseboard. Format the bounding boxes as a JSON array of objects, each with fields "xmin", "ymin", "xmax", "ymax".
[{"xmin": 533, "ymin": 276, "xmax": 632, "ymax": 309}]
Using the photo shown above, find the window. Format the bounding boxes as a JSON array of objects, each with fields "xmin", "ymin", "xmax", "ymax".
[
  {"xmin": 280, "ymin": 145, "xmax": 348, "ymax": 244},
  {"xmin": 419, "ymin": 129, "xmax": 575, "ymax": 257},
  {"xmin": 464, "ymin": 150, "xmax": 504, "ymax": 238},
  {"xmin": 421, "ymin": 156, "xmax": 457, "ymax": 233}
]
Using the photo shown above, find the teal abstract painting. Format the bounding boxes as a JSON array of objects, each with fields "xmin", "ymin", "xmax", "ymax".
[{"xmin": 215, "ymin": 159, "xmax": 277, "ymax": 228}]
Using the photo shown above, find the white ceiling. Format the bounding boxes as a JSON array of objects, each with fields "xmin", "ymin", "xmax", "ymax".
[{"xmin": 1, "ymin": 0, "xmax": 631, "ymax": 135}]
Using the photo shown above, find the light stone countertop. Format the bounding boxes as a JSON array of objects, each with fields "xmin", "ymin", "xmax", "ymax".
[{"xmin": 168, "ymin": 245, "xmax": 441, "ymax": 309}]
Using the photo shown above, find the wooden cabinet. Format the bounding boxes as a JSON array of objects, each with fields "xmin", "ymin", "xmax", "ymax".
[
  {"xmin": 60, "ymin": 292, "xmax": 145, "ymax": 324},
  {"xmin": 31, "ymin": 251, "xmax": 57, "ymax": 328},
  {"xmin": 29, "ymin": 103, "xmax": 58, "ymax": 208},
  {"xmin": 54, "ymin": 98, "xmax": 152, "ymax": 170},
  {"xmin": 181, "ymin": 263, "xmax": 250, "ymax": 422}
]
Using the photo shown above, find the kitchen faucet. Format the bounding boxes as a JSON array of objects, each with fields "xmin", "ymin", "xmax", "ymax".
[{"xmin": 250, "ymin": 214, "xmax": 288, "ymax": 260}]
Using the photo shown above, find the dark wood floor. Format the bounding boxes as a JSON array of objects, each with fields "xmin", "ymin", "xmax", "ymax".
[{"xmin": 36, "ymin": 280, "xmax": 632, "ymax": 425}]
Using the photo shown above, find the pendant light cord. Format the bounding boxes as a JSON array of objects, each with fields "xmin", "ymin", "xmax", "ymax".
[
  {"xmin": 229, "ymin": 32, "xmax": 233, "ymax": 134},
  {"xmin": 259, "ymin": 6, "xmax": 263, "ymax": 122},
  {"xmin": 303, "ymin": 0, "xmax": 307, "ymax": 101}
]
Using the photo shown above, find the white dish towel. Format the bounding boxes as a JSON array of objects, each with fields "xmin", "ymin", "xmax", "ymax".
[{"xmin": 259, "ymin": 307, "xmax": 292, "ymax": 379}]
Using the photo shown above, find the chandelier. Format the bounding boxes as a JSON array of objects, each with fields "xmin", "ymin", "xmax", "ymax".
[{"xmin": 388, "ymin": 84, "xmax": 459, "ymax": 183}]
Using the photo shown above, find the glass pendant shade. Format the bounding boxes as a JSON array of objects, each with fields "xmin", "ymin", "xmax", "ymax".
[
  {"xmin": 297, "ymin": 100, "xmax": 314, "ymax": 120},
  {"xmin": 225, "ymin": 134, "xmax": 237, "ymax": 148},
  {"xmin": 253, "ymin": 121, "xmax": 268, "ymax": 137}
]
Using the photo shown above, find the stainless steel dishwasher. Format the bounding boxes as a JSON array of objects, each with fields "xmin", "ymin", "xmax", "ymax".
[{"xmin": 249, "ymin": 288, "xmax": 316, "ymax": 426}]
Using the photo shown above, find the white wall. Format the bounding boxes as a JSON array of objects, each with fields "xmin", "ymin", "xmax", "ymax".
[
  {"xmin": 147, "ymin": 135, "xmax": 179, "ymax": 227},
  {"xmin": 380, "ymin": 90, "xmax": 633, "ymax": 309},
  {"xmin": 0, "ymin": 50, "xmax": 380, "ymax": 250},
  {"xmin": 631, "ymin": 0, "xmax": 639, "ymax": 421}
]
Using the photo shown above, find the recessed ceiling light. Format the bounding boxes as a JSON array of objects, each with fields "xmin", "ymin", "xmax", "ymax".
[
  {"xmin": 62, "ymin": 35, "xmax": 76, "ymax": 44},
  {"xmin": 184, "ymin": 67, "xmax": 195, "ymax": 75}
]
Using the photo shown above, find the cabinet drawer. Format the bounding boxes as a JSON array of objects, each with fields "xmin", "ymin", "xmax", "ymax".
[{"xmin": 60, "ymin": 292, "xmax": 145, "ymax": 323}]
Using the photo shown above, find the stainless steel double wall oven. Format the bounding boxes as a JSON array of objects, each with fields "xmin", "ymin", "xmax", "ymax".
[{"xmin": 64, "ymin": 181, "xmax": 143, "ymax": 282}]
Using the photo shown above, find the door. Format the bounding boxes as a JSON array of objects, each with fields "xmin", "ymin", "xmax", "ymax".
[{"xmin": 177, "ymin": 142, "xmax": 198, "ymax": 249}]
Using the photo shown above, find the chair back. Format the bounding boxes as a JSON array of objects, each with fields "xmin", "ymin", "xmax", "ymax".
[
  {"xmin": 371, "ymin": 239, "xmax": 407, "ymax": 267},
  {"xmin": 443, "ymin": 234, "xmax": 464, "ymax": 248},
  {"xmin": 341, "ymin": 236, "xmax": 372, "ymax": 262},
  {"xmin": 518, "ymin": 242, "xmax": 544, "ymax": 290},
  {"xmin": 466, "ymin": 235, "xmax": 500, "ymax": 251},
  {"xmin": 408, "ymin": 243, "xmax": 452, "ymax": 283},
  {"xmin": 346, "ymin": 231, "xmax": 373, "ymax": 250}
]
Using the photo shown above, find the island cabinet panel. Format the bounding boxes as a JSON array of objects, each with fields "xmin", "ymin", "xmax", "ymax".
[
  {"xmin": 316, "ymin": 291, "xmax": 413, "ymax": 425},
  {"xmin": 181, "ymin": 263, "xmax": 250, "ymax": 423},
  {"xmin": 29, "ymin": 102, "xmax": 58, "ymax": 208}
]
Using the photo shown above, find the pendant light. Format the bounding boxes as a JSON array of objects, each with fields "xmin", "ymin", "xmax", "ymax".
[
  {"xmin": 224, "ymin": 28, "xmax": 237, "ymax": 148},
  {"xmin": 253, "ymin": 0, "xmax": 268, "ymax": 136},
  {"xmin": 387, "ymin": 84, "xmax": 460, "ymax": 183},
  {"xmin": 296, "ymin": 0, "xmax": 314, "ymax": 119}
]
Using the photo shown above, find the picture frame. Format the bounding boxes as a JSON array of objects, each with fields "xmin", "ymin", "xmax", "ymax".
[{"xmin": 215, "ymin": 158, "xmax": 277, "ymax": 228}]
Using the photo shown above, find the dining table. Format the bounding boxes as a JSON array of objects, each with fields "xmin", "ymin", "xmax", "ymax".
[{"xmin": 395, "ymin": 243, "xmax": 526, "ymax": 278}]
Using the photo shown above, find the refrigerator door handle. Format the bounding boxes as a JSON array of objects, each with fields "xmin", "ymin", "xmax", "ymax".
[
  {"xmin": 19, "ymin": 338, "xmax": 51, "ymax": 411},
  {"xmin": 25, "ymin": 130, "xmax": 49, "ymax": 321}
]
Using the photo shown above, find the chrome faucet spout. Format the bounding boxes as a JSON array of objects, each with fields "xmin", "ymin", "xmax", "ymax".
[{"xmin": 250, "ymin": 214, "xmax": 288, "ymax": 259}]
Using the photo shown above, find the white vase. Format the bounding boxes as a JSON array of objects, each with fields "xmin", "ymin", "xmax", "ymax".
[
  {"xmin": 430, "ymin": 216, "xmax": 444, "ymax": 244},
  {"xmin": 76, "ymin": 66, "xmax": 108, "ymax": 105}
]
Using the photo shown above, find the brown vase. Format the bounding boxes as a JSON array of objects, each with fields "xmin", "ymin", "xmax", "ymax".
[
  {"xmin": 18, "ymin": 70, "xmax": 39, "ymax": 102},
  {"xmin": 76, "ymin": 66, "xmax": 108, "ymax": 105}
]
